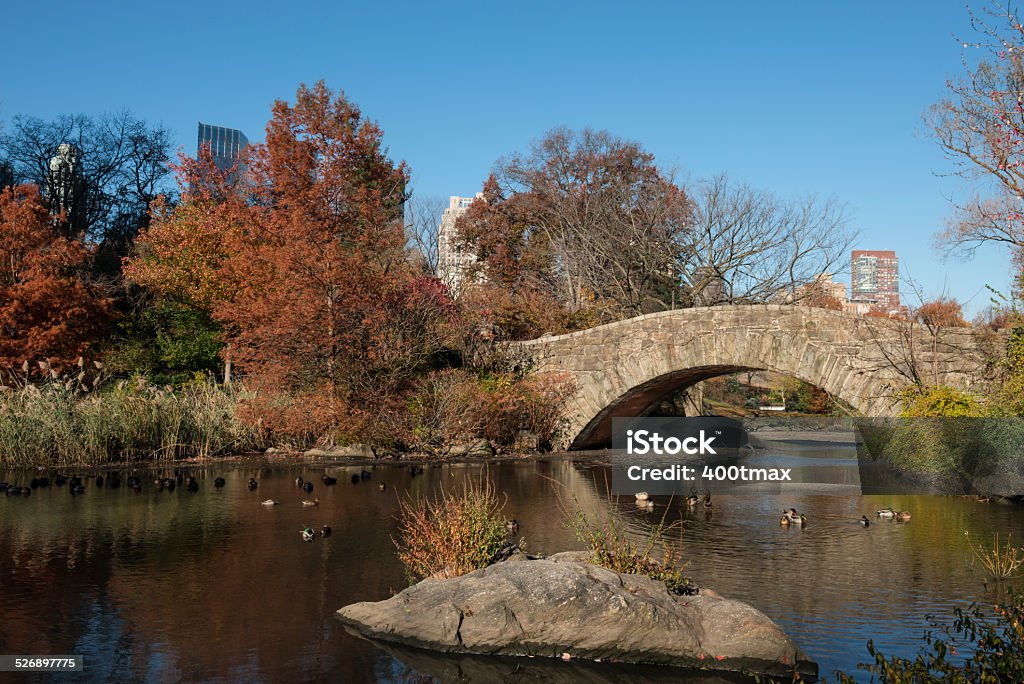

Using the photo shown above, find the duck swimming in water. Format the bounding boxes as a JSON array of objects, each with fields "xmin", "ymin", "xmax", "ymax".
[
  {"xmin": 896, "ymin": 511, "xmax": 912, "ymax": 521},
  {"xmin": 635, "ymin": 492, "xmax": 650, "ymax": 502},
  {"xmin": 261, "ymin": 499, "xmax": 279, "ymax": 506},
  {"xmin": 321, "ymin": 474, "xmax": 337, "ymax": 485},
  {"xmin": 783, "ymin": 509, "xmax": 805, "ymax": 525},
  {"xmin": 321, "ymin": 525, "xmax": 332, "ymax": 537},
  {"xmin": 302, "ymin": 498, "xmax": 319, "ymax": 507},
  {"xmin": 860, "ymin": 515, "xmax": 871, "ymax": 527},
  {"xmin": 300, "ymin": 527, "xmax": 316, "ymax": 542},
  {"xmin": 507, "ymin": 519, "xmax": 520, "ymax": 533},
  {"xmin": 876, "ymin": 508, "xmax": 896, "ymax": 518},
  {"xmin": 248, "ymin": 478, "xmax": 258, "ymax": 490},
  {"xmin": 214, "ymin": 477, "xmax": 226, "ymax": 488}
]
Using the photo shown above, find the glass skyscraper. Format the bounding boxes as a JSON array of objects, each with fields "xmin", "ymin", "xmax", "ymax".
[{"xmin": 197, "ymin": 122, "xmax": 249, "ymax": 175}]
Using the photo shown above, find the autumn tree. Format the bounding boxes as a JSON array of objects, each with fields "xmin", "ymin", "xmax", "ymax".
[
  {"xmin": 456, "ymin": 128, "xmax": 692, "ymax": 332},
  {"xmin": 0, "ymin": 185, "xmax": 110, "ymax": 371},
  {"xmin": 914, "ymin": 296, "xmax": 970, "ymax": 331},
  {"xmin": 127, "ymin": 82, "xmax": 457, "ymax": 435}
]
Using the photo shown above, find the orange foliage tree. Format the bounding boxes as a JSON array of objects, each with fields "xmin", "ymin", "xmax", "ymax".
[
  {"xmin": 0, "ymin": 185, "xmax": 110, "ymax": 372},
  {"xmin": 127, "ymin": 82, "xmax": 458, "ymax": 440},
  {"xmin": 914, "ymin": 297, "xmax": 969, "ymax": 331}
]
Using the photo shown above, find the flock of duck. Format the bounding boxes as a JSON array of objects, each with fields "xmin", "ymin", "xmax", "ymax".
[
  {"xmin": 2, "ymin": 466, "xmax": 401, "ymax": 546},
  {"xmin": 631, "ymin": 491, "xmax": 912, "ymax": 529},
  {"xmin": 1, "ymin": 472, "xmax": 200, "ymax": 496},
  {"xmin": 778, "ymin": 506, "xmax": 912, "ymax": 527}
]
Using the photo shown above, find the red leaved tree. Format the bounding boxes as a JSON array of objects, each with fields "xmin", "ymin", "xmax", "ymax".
[
  {"xmin": 0, "ymin": 185, "xmax": 110, "ymax": 372},
  {"xmin": 127, "ymin": 82, "xmax": 458, "ymax": 441}
]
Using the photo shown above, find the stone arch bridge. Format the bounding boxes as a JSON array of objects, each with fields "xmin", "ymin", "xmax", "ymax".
[{"xmin": 514, "ymin": 305, "xmax": 992, "ymax": 450}]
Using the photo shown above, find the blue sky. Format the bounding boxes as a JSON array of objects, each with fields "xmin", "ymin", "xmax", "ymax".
[{"xmin": 1, "ymin": 1, "xmax": 1014, "ymax": 314}]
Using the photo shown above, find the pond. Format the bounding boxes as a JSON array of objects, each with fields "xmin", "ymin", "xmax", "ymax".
[{"xmin": 1, "ymin": 447, "xmax": 1023, "ymax": 682}]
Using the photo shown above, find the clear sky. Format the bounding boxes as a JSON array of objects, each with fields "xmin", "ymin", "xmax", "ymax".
[{"xmin": 1, "ymin": 1, "xmax": 1014, "ymax": 315}]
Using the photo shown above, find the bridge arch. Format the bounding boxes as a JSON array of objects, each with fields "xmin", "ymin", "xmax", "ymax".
[{"xmin": 516, "ymin": 305, "xmax": 985, "ymax": 450}]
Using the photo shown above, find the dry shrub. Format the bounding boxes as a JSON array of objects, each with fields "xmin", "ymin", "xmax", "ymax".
[
  {"xmin": 407, "ymin": 369, "xmax": 575, "ymax": 451},
  {"xmin": 477, "ymin": 371, "xmax": 575, "ymax": 448},
  {"xmin": 235, "ymin": 386, "xmax": 339, "ymax": 451},
  {"xmin": 393, "ymin": 476, "xmax": 511, "ymax": 582},
  {"xmin": 554, "ymin": 480, "xmax": 694, "ymax": 595}
]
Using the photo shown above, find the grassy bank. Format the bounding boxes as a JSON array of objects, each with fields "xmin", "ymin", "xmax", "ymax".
[
  {"xmin": 0, "ymin": 368, "xmax": 574, "ymax": 468},
  {"xmin": 0, "ymin": 379, "xmax": 267, "ymax": 468}
]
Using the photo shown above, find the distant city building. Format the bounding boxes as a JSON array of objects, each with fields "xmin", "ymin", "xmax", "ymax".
[
  {"xmin": 437, "ymin": 193, "xmax": 483, "ymax": 294},
  {"xmin": 197, "ymin": 122, "xmax": 249, "ymax": 180},
  {"xmin": 850, "ymin": 249, "xmax": 899, "ymax": 312},
  {"xmin": 0, "ymin": 161, "xmax": 14, "ymax": 190},
  {"xmin": 46, "ymin": 143, "xmax": 86, "ymax": 235}
]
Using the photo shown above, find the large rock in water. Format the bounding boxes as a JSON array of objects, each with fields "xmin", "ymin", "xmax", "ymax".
[{"xmin": 337, "ymin": 553, "xmax": 815, "ymax": 678}]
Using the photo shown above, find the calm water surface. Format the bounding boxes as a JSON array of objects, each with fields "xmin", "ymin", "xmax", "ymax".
[{"xmin": 1, "ymin": 448, "xmax": 1023, "ymax": 683}]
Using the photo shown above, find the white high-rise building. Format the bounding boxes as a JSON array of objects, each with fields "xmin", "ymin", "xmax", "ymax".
[{"xmin": 437, "ymin": 193, "xmax": 483, "ymax": 294}]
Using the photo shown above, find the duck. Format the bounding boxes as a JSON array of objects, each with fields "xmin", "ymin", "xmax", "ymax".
[
  {"xmin": 360, "ymin": 470, "xmax": 372, "ymax": 480},
  {"xmin": 302, "ymin": 498, "xmax": 319, "ymax": 507},
  {"xmin": 685, "ymin": 494, "xmax": 700, "ymax": 507},
  {"xmin": 126, "ymin": 476, "xmax": 141, "ymax": 488},
  {"xmin": 186, "ymin": 477, "xmax": 199, "ymax": 493},
  {"xmin": 164, "ymin": 479, "xmax": 176, "ymax": 492},
  {"xmin": 702, "ymin": 491, "xmax": 713, "ymax": 509},
  {"xmin": 378, "ymin": 482, "xmax": 387, "ymax": 492},
  {"xmin": 321, "ymin": 474, "xmax": 337, "ymax": 486},
  {"xmin": 5, "ymin": 485, "xmax": 25, "ymax": 496},
  {"xmin": 321, "ymin": 525, "xmax": 332, "ymax": 537},
  {"xmin": 784, "ymin": 509, "xmax": 803, "ymax": 523},
  {"xmin": 635, "ymin": 491, "xmax": 650, "ymax": 502},
  {"xmin": 351, "ymin": 474, "xmax": 361, "ymax": 484},
  {"xmin": 507, "ymin": 519, "xmax": 520, "ymax": 533},
  {"xmin": 302, "ymin": 481, "xmax": 313, "ymax": 493},
  {"xmin": 860, "ymin": 515, "xmax": 871, "ymax": 527},
  {"xmin": 780, "ymin": 514, "xmax": 791, "ymax": 526},
  {"xmin": 876, "ymin": 508, "xmax": 896, "ymax": 518},
  {"xmin": 261, "ymin": 499, "xmax": 279, "ymax": 506},
  {"xmin": 295, "ymin": 477, "xmax": 305, "ymax": 488},
  {"xmin": 896, "ymin": 511, "xmax": 912, "ymax": 521},
  {"xmin": 300, "ymin": 527, "xmax": 316, "ymax": 542},
  {"xmin": 69, "ymin": 476, "xmax": 83, "ymax": 489},
  {"xmin": 247, "ymin": 478, "xmax": 258, "ymax": 491},
  {"xmin": 213, "ymin": 477, "xmax": 226, "ymax": 488}
]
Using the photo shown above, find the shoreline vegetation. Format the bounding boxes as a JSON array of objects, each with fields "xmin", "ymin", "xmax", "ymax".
[{"xmin": 0, "ymin": 371, "xmax": 573, "ymax": 469}]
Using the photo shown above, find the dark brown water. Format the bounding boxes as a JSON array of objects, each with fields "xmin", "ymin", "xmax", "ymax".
[{"xmin": 1, "ymin": 452, "xmax": 1022, "ymax": 683}]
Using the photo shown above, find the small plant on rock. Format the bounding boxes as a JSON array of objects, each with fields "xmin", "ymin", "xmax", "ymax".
[{"xmin": 393, "ymin": 475, "xmax": 512, "ymax": 583}]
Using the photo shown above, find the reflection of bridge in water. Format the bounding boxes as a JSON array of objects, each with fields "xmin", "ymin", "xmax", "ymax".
[{"xmin": 517, "ymin": 305, "xmax": 990, "ymax": 450}]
